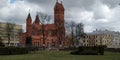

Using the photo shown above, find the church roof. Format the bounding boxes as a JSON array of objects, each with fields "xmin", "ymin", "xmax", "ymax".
[
  {"xmin": 44, "ymin": 24, "xmax": 56, "ymax": 30},
  {"xmin": 32, "ymin": 23, "xmax": 56, "ymax": 30}
]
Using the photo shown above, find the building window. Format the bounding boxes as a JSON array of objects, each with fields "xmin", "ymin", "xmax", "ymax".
[
  {"xmin": 87, "ymin": 40, "xmax": 88, "ymax": 42},
  {"xmin": 83, "ymin": 40, "xmax": 85, "ymax": 42},
  {"xmin": 34, "ymin": 42, "xmax": 39, "ymax": 47}
]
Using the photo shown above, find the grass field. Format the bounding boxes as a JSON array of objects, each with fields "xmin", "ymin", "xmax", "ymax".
[{"xmin": 0, "ymin": 51, "xmax": 120, "ymax": 60}]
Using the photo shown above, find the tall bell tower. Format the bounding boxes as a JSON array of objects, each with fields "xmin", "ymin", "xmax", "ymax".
[
  {"xmin": 54, "ymin": 0, "xmax": 65, "ymax": 26},
  {"xmin": 54, "ymin": 0, "xmax": 66, "ymax": 46}
]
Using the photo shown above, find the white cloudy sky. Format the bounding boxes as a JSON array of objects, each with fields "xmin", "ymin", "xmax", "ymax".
[{"xmin": 0, "ymin": 0, "xmax": 120, "ymax": 32}]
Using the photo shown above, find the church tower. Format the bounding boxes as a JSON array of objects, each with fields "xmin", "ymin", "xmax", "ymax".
[
  {"xmin": 34, "ymin": 14, "xmax": 40, "ymax": 24},
  {"xmin": 26, "ymin": 13, "xmax": 32, "ymax": 36},
  {"xmin": 54, "ymin": 0, "xmax": 65, "ymax": 25},
  {"xmin": 54, "ymin": 0, "xmax": 65, "ymax": 46}
]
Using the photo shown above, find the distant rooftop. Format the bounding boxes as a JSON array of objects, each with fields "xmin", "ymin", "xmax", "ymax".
[{"xmin": 86, "ymin": 29, "xmax": 120, "ymax": 35}]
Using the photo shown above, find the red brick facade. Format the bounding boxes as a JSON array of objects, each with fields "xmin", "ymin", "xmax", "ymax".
[{"xmin": 21, "ymin": 1, "xmax": 66, "ymax": 48}]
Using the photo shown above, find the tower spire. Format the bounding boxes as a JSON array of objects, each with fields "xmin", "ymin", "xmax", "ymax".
[
  {"xmin": 34, "ymin": 14, "xmax": 40, "ymax": 24},
  {"xmin": 27, "ymin": 12, "xmax": 32, "ymax": 21}
]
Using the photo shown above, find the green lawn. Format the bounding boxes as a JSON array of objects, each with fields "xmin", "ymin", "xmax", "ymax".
[{"xmin": 0, "ymin": 51, "xmax": 120, "ymax": 60}]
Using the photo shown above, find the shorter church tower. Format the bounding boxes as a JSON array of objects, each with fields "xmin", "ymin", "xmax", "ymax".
[
  {"xmin": 34, "ymin": 14, "xmax": 40, "ymax": 24},
  {"xmin": 26, "ymin": 13, "xmax": 32, "ymax": 36}
]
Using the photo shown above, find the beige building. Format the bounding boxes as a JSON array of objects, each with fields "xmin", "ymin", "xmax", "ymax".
[
  {"xmin": 83, "ymin": 34, "xmax": 112, "ymax": 48},
  {"xmin": 0, "ymin": 22, "xmax": 22, "ymax": 47},
  {"xmin": 81, "ymin": 30, "xmax": 113, "ymax": 48}
]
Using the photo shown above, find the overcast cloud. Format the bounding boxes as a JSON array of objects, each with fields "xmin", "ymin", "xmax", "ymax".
[{"xmin": 0, "ymin": 0, "xmax": 120, "ymax": 32}]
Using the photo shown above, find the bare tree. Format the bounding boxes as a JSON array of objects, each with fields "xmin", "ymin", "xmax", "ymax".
[
  {"xmin": 38, "ymin": 12, "xmax": 51, "ymax": 48},
  {"xmin": 5, "ymin": 22, "xmax": 15, "ymax": 46},
  {"xmin": 65, "ymin": 21, "xmax": 76, "ymax": 47},
  {"xmin": 75, "ymin": 22, "xmax": 86, "ymax": 46},
  {"xmin": 70, "ymin": 21, "xmax": 76, "ymax": 47}
]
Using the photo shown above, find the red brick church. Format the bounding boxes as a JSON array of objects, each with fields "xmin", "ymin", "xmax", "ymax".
[{"xmin": 21, "ymin": 1, "xmax": 67, "ymax": 48}]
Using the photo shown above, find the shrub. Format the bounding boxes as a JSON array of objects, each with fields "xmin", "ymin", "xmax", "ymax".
[
  {"xmin": 26, "ymin": 46, "xmax": 39, "ymax": 51},
  {"xmin": 70, "ymin": 50, "xmax": 80, "ymax": 55},
  {"xmin": 79, "ymin": 50, "xmax": 98, "ymax": 55},
  {"xmin": 0, "ymin": 47, "xmax": 28, "ymax": 55},
  {"xmin": 0, "ymin": 42, "xmax": 5, "ymax": 47},
  {"xmin": 70, "ymin": 45, "xmax": 105, "ymax": 55},
  {"xmin": 59, "ymin": 47, "xmax": 77, "ymax": 51},
  {"xmin": 105, "ymin": 48, "xmax": 120, "ymax": 52}
]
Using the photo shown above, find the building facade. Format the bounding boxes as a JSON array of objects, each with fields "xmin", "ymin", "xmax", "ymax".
[
  {"xmin": 111, "ymin": 32, "xmax": 120, "ymax": 48},
  {"xmin": 21, "ymin": 1, "xmax": 66, "ymax": 48},
  {"xmin": 80, "ymin": 30, "xmax": 120, "ymax": 48},
  {"xmin": 0, "ymin": 22, "xmax": 22, "ymax": 47}
]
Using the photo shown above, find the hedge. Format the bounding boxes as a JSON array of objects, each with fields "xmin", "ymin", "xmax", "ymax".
[
  {"xmin": 59, "ymin": 47, "xmax": 78, "ymax": 51},
  {"xmin": 105, "ymin": 48, "xmax": 120, "ymax": 52},
  {"xmin": 70, "ymin": 45, "xmax": 105, "ymax": 55},
  {"xmin": 0, "ymin": 47, "xmax": 28, "ymax": 55}
]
